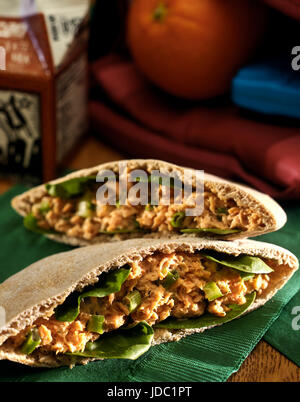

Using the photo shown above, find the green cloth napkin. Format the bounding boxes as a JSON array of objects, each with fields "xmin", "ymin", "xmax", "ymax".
[
  {"xmin": 256, "ymin": 205, "xmax": 300, "ymax": 368},
  {"xmin": 264, "ymin": 291, "xmax": 300, "ymax": 367},
  {"xmin": 0, "ymin": 184, "xmax": 299, "ymax": 382}
]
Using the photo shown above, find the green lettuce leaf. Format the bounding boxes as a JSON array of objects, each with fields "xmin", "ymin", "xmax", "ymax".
[
  {"xmin": 155, "ymin": 292, "xmax": 256, "ymax": 330},
  {"xmin": 55, "ymin": 266, "xmax": 131, "ymax": 322},
  {"xmin": 68, "ymin": 321, "xmax": 154, "ymax": 360},
  {"xmin": 45, "ymin": 176, "xmax": 97, "ymax": 199},
  {"xmin": 202, "ymin": 251, "xmax": 274, "ymax": 274},
  {"xmin": 180, "ymin": 228, "xmax": 241, "ymax": 235}
]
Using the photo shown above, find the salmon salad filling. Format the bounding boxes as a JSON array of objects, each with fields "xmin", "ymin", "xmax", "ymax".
[
  {"xmin": 6, "ymin": 251, "xmax": 274, "ymax": 358},
  {"xmin": 24, "ymin": 174, "xmax": 266, "ymax": 240}
]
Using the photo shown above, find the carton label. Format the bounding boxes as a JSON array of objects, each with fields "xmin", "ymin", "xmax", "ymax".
[
  {"xmin": 56, "ymin": 54, "xmax": 88, "ymax": 163},
  {"xmin": 0, "ymin": 89, "xmax": 41, "ymax": 180}
]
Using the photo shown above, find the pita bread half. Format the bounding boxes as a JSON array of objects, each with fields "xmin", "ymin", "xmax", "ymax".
[
  {"xmin": 11, "ymin": 159, "xmax": 286, "ymax": 245},
  {"xmin": 0, "ymin": 237, "xmax": 297, "ymax": 367}
]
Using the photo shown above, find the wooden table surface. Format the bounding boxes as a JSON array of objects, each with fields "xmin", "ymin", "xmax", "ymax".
[{"xmin": 1, "ymin": 134, "xmax": 299, "ymax": 382}]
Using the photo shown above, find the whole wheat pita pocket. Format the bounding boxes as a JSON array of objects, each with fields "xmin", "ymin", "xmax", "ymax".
[
  {"xmin": 0, "ymin": 237, "xmax": 297, "ymax": 367},
  {"xmin": 11, "ymin": 159, "xmax": 286, "ymax": 245}
]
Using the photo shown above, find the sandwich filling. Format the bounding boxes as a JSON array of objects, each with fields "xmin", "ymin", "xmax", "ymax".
[
  {"xmin": 5, "ymin": 250, "xmax": 275, "ymax": 359},
  {"xmin": 24, "ymin": 173, "xmax": 266, "ymax": 240}
]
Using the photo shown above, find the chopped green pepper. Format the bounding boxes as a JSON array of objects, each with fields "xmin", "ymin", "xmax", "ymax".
[
  {"xmin": 87, "ymin": 315, "xmax": 105, "ymax": 334},
  {"xmin": 203, "ymin": 281, "xmax": 223, "ymax": 301},
  {"xmin": 145, "ymin": 204, "xmax": 154, "ymax": 211},
  {"xmin": 161, "ymin": 270, "xmax": 179, "ymax": 289},
  {"xmin": 170, "ymin": 212, "xmax": 185, "ymax": 228},
  {"xmin": 76, "ymin": 200, "xmax": 94, "ymax": 218},
  {"xmin": 124, "ymin": 290, "xmax": 142, "ymax": 313},
  {"xmin": 216, "ymin": 207, "xmax": 229, "ymax": 215},
  {"xmin": 39, "ymin": 200, "xmax": 50, "ymax": 214},
  {"xmin": 20, "ymin": 328, "xmax": 41, "ymax": 355}
]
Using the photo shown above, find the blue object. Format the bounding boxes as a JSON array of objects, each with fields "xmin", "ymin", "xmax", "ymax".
[{"xmin": 232, "ymin": 58, "xmax": 300, "ymax": 119}]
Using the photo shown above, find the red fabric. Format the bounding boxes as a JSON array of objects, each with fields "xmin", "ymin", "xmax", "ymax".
[
  {"xmin": 263, "ymin": 0, "xmax": 300, "ymax": 20},
  {"xmin": 89, "ymin": 55, "xmax": 300, "ymax": 200}
]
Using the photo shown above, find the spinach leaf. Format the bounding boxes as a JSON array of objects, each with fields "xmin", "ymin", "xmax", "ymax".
[
  {"xmin": 135, "ymin": 174, "xmax": 182, "ymax": 189},
  {"xmin": 55, "ymin": 266, "xmax": 131, "ymax": 322},
  {"xmin": 155, "ymin": 292, "xmax": 256, "ymax": 330},
  {"xmin": 45, "ymin": 176, "xmax": 97, "ymax": 199},
  {"xmin": 23, "ymin": 213, "xmax": 56, "ymax": 235},
  {"xmin": 202, "ymin": 251, "xmax": 273, "ymax": 274},
  {"xmin": 239, "ymin": 272, "xmax": 255, "ymax": 281},
  {"xmin": 180, "ymin": 228, "xmax": 241, "ymax": 235},
  {"xmin": 68, "ymin": 321, "xmax": 154, "ymax": 360},
  {"xmin": 99, "ymin": 229, "xmax": 142, "ymax": 235},
  {"xmin": 99, "ymin": 222, "xmax": 149, "ymax": 235}
]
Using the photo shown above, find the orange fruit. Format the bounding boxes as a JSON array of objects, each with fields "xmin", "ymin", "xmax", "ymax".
[{"xmin": 127, "ymin": 0, "xmax": 267, "ymax": 99}]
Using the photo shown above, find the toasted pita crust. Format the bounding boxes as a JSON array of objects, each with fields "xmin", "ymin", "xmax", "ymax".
[
  {"xmin": 11, "ymin": 159, "xmax": 286, "ymax": 244},
  {"xmin": 0, "ymin": 237, "xmax": 297, "ymax": 367}
]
